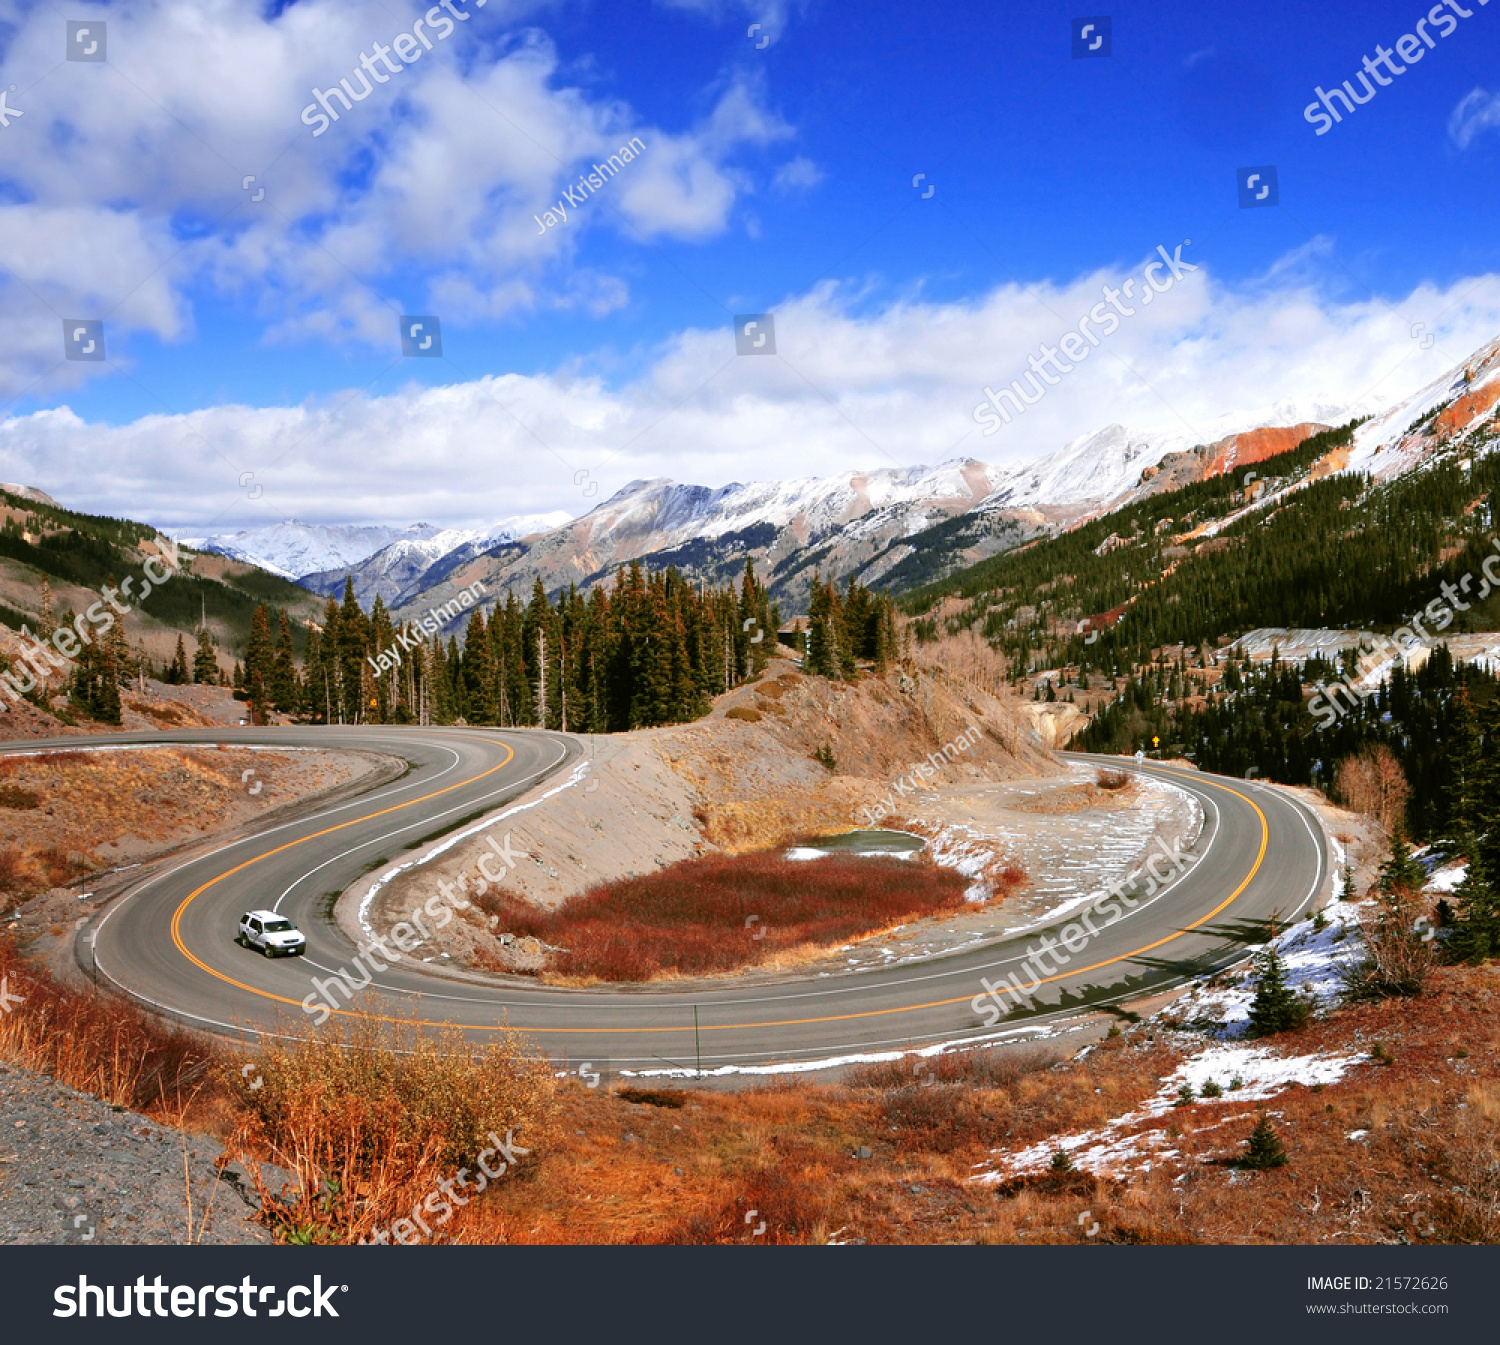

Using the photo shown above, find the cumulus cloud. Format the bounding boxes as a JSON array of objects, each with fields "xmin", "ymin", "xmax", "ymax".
[
  {"xmin": 5, "ymin": 247, "xmax": 1499, "ymax": 536},
  {"xmin": 0, "ymin": 0, "xmax": 785, "ymax": 389}
]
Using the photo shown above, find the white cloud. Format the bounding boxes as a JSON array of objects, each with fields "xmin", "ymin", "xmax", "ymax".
[
  {"xmin": 1448, "ymin": 87, "xmax": 1500, "ymax": 149},
  {"xmin": 6, "ymin": 249, "xmax": 1500, "ymax": 536},
  {"xmin": 0, "ymin": 0, "xmax": 784, "ymax": 390},
  {"xmin": 771, "ymin": 155, "xmax": 824, "ymax": 193}
]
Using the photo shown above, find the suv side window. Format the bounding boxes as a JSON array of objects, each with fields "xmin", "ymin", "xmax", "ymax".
[{"xmin": 249, "ymin": 918, "xmax": 261, "ymax": 933}]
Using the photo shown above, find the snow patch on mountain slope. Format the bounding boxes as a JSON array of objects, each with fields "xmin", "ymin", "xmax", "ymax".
[
  {"xmin": 1346, "ymin": 333, "xmax": 1500, "ymax": 481},
  {"xmin": 189, "ymin": 513, "xmax": 570, "ymax": 581}
]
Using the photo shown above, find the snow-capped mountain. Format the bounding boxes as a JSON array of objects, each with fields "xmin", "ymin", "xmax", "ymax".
[
  {"xmin": 1345, "ymin": 333, "xmax": 1500, "ymax": 480},
  {"xmin": 187, "ymin": 520, "xmax": 445, "ymax": 580},
  {"xmin": 299, "ymin": 512, "xmax": 571, "ymax": 606},
  {"xmin": 230, "ymin": 351, "xmax": 1467, "ymax": 625},
  {"xmin": 380, "ymin": 461, "xmax": 1022, "ymax": 623},
  {"xmin": 377, "ymin": 417, "xmax": 1348, "ymax": 623},
  {"xmin": 190, "ymin": 513, "xmax": 570, "ymax": 586},
  {"xmin": 974, "ymin": 399, "xmax": 1363, "ymax": 517}
]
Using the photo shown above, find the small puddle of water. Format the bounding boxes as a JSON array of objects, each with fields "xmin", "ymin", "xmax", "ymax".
[{"xmin": 785, "ymin": 829, "xmax": 926, "ymax": 861}]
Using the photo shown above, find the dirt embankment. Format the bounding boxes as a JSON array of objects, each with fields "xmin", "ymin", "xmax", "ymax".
[
  {"xmin": 353, "ymin": 658, "xmax": 1060, "ymax": 972},
  {"xmin": 1, "ymin": 745, "xmax": 395, "ymax": 935},
  {"xmin": 0, "ymin": 673, "xmax": 265, "ymax": 741}
]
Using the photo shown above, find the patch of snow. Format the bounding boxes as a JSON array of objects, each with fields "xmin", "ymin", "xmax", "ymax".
[
  {"xmin": 1425, "ymin": 863, "xmax": 1467, "ymax": 895},
  {"xmin": 974, "ymin": 897, "xmax": 1370, "ymax": 1182},
  {"xmin": 1170, "ymin": 898, "xmax": 1364, "ymax": 1038},
  {"xmin": 981, "ymin": 1042, "xmax": 1364, "ymax": 1180}
]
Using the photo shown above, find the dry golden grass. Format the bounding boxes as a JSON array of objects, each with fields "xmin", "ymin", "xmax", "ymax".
[
  {"xmin": 225, "ymin": 1020, "xmax": 559, "ymax": 1244},
  {"xmin": 0, "ymin": 934, "xmax": 216, "ymax": 1112},
  {"xmin": 436, "ymin": 966, "xmax": 1500, "ymax": 1245},
  {"xmin": 693, "ymin": 786, "xmax": 861, "ymax": 854}
]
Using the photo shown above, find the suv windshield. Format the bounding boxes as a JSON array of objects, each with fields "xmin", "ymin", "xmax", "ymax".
[{"xmin": 262, "ymin": 920, "xmax": 294, "ymax": 933}]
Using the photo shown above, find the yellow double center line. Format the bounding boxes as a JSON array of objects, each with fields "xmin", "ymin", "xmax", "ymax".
[{"xmin": 170, "ymin": 758, "xmax": 1269, "ymax": 1036}]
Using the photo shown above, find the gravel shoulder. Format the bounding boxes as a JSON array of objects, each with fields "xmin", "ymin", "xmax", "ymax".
[{"xmin": 0, "ymin": 1060, "xmax": 278, "ymax": 1246}]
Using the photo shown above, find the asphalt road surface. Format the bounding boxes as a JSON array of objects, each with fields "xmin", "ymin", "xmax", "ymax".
[{"xmin": 54, "ymin": 728, "xmax": 1326, "ymax": 1074}]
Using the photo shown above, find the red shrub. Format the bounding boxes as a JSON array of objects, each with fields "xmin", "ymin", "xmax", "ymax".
[{"xmin": 478, "ymin": 854, "xmax": 967, "ymax": 981}]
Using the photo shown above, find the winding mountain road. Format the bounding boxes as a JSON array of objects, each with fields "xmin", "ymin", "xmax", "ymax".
[{"xmin": 45, "ymin": 728, "xmax": 1326, "ymax": 1074}]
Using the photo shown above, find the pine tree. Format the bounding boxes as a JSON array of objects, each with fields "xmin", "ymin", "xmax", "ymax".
[
  {"xmin": 460, "ymin": 607, "xmax": 494, "ymax": 724},
  {"xmin": 1246, "ymin": 944, "xmax": 1310, "ymax": 1037},
  {"xmin": 1440, "ymin": 690, "xmax": 1482, "ymax": 839},
  {"xmin": 1242, "ymin": 1113, "xmax": 1288, "ymax": 1169},
  {"xmin": 37, "ymin": 578, "xmax": 56, "ymax": 640},
  {"xmin": 337, "ymin": 580, "xmax": 367, "ymax": 724},
  {"xmin": 193, "ymin": 627, "xmax": 219, "ymax": 684},
  {"xmin": 316, "ymin": 597, "xmax": 342, "ymax": 723},
  {"xmin": 367, "ymin": 597, "xmax": 394, "ymax": 723},
  {"xmin": 1446, "ymin": 832, "xmax": 1499, "ymax": 964},
  {"xmin": 271, "ymin": 610, "xmax": 298, "ymax": 712},
  {"xmin": 96, "ymin": 638, "xmax": 122, "ymax": 724},
  {"xmin": 169, "ymin": 633, "xmax": 189, "ymax": 685},
  {"xmin": 1379, "ymin": 834, "xmax": 1426, "ymax": 896},
  {"xmin": 301, "ymin": 624, "xmax": 321, "ymax": 717},
  {"xmin": 244, "ymin": 606, "xmax": 274, "ymax": 724},
  {"xmin": 806, "ymin": 576, "xmax": 835, "ymax": 678}
]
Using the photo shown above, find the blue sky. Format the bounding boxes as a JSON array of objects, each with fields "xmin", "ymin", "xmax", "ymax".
[{"xmin": 1, "ymin": 0, "xmax": 1499, "ymax": 530}]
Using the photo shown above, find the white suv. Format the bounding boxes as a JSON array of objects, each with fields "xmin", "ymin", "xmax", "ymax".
[{"xmin": 237, "ymin": 909, "xmax": 306, "ymax": 958}]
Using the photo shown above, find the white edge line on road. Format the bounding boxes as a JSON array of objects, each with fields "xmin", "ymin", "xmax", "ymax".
[{"xmin": 353, "ymin": 744, "xmax": 579, "ymax": 942}]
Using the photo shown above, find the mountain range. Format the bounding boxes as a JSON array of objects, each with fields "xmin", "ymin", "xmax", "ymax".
[{"xmin": 174, "ymin": 338, "xmax": 1500, "ymax": 629}]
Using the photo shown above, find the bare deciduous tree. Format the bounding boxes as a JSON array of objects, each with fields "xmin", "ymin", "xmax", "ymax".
[{"xmin": 1336, "ymin": 745, "xmax": 1409, "ymax": 835}]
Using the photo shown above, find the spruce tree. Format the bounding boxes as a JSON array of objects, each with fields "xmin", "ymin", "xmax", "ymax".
[
  {"xmin": 37, "ymin": 578, "xmax": 56, "ymax": 639},
  {"xmin": 104, "ymin": 650, "xmax": 123, "ymax": 722},
  {"xmin": 805, "ymin": 576, "xmax": 833, "ymax": 678},
  {"xmin": 1447, "ymin": 834, "xmax": 1498, "ymax": 964},
  {"xmin": 193, "ymin": 627, "xmax": 219, "ymax": 684},
  {"xmin": 367, "ymin": 597, "xmax": 394, "ymax": 722},
  {"xmin": 271, "ymin": 610, "xmax": 298, "ymax": 712},
  {"xmin": 1440, "ymin": 690, "xmax": 1482, "ymax": 839},
  {"xmin": 1242, "ymin": 1113, "xmax": 1288, "ymax": 1169},
  {"xmin": 337, "ymin": 580, "xmax": 367, "ymax": 724},
  {"xmin": 169, "ymin": 633, "xmax": 189, "ymax": 685},
  {"xmin": 1379, "ymin": 834, "xmax": 1426, "ymax": 897},
  {"xmin": 1246, "ymin": 944, "xmax": 1310, "ymax": 1037},
  {"xmin": 244, "ymin": 606, "xmax": 274, "ymax": 723}
]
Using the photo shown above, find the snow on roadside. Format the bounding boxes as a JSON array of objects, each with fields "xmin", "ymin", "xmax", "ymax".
[
  {"xmin": 980, "ymin": 1039, "xmax": 1366, "ymax": 1180},
  {"xmin": 904, "ymin": 766, "xmax": 1204, "ymax": 914},
  {"xmin": 975, "ymin": 899, "xmax": 1370, "ymax": 1181},
  {"xmin": 1169, "ymin": 897, "xmax": 1365, "ymax": 1039}
]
